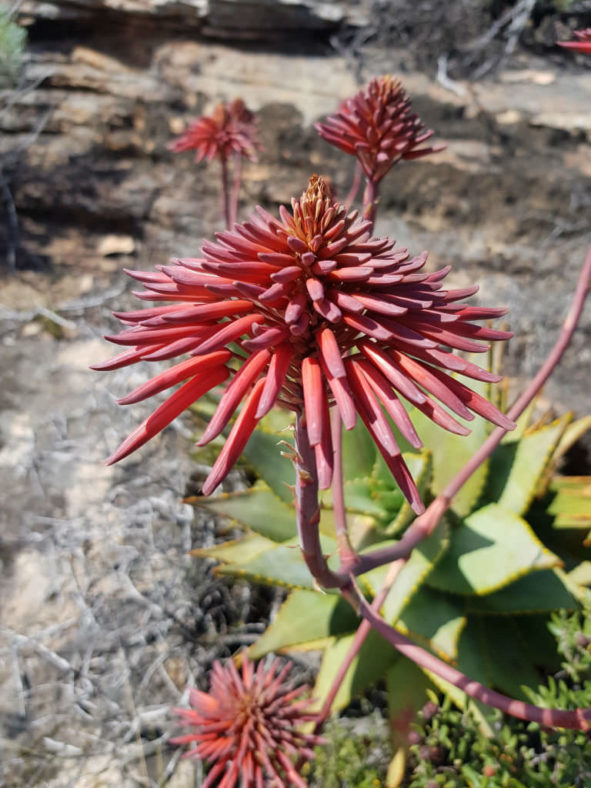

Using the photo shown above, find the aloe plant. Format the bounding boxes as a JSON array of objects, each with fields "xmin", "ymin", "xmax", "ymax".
[
  {"xmin": 92, "ymin": 63, "xmax": 591, "ymax": 782},
  {"xmin": 189, "ymin": 389, "xmax": 591, "ymax": 750}
]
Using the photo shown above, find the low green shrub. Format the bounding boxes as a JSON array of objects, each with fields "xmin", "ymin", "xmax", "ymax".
[
  {"xmin": 407, "ymin": 600, "xmax": 591, "ymax": 786},
  {"xmin": 310, "ymin": 713, "xmax": 391, "ymax": 788},
  {"xmin": 0, "ymin": 7, "xmax": 26, "ymax": 89},
  {"xmin": 309, "ymin": 601, "xmax": 591, "ymax": 786}
]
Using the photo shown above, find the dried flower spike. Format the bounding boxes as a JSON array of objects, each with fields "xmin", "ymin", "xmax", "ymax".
[
  {"xmin": 169, "ymin": 98, "xmax": 259, "ymax": 163},
  {"xmin": 558, "ymin": 28, "xmax": 591, "ymax": 54},
  {"xmin": 94, "ymin": 176, "xmax": 513, "ymax": 512},
  {"xmin": 316, "ymin": 75, "xmax": 443, "ymax": 183},
  {"xmin": 171, "ymin": 655, "xmax": 321, "ymax": 788}
]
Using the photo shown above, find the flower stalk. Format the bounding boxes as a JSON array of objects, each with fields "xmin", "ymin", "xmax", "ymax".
[
  {"xmin": 229, "ymin": 153, "xmax": 243, "ymax": 226},
  {"xmin": 220, "ymin": 153, "xmax": 231, "ymax": 229},
  {"xmin": 362, "ymin": 177, "xmax": 379, "ymax": 230},
  {"xmin": 294, "ymin": 414, "xmax": 344, "ymax": 588},
  {"xmin": 343, "ymin": 578, "xmax": 591, "ymax": 730},
  {"xmin": 344, "ymin": 160, "xmax": 363, "ymax": 209},
  {"xmin": 168, "ymin": 98, "xmax": 259, "ymax": 229}
]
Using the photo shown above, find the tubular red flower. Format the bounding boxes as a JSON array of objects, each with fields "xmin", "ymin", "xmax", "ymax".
[
  {"xmin": 97, "ymin": 175, "xmax": 513, "ymax": 507},
  {"xmin": 171, "ymin": 655, "xmax": 322, "ymax": 788},
  {"xmin": 315, "ymin": 76, "xmax": 443, "ymax": 183},
  {"xmin": 558, "ymin": 28, "xmax": 591, "ymax": 54},
  {"xmin": 169, "ymin": 98, "xmax": 259, "ymax": 162}
]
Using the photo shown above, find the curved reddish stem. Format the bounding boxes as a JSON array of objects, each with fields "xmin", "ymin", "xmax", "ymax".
[
  {"xmin": 344, "ymin": 161, "xmax": 363, "ymax": 210},
  {"xmin": 293, "ymin": 560, "xmax": 406, "ymax": 776},
  {"xmin": 441, "ymin": 242, "xmax": 591, "ymax": 504},
  {"xmin": 353, "ymin": 243, "xmax": 591, "ymax": 574},
  {"xmin": 362, "ymin": 178, "xmax": 379, "ymax": 230},
  {"xmin": 315, "ymin": 560, "xmax": 404, "ymax": 730},
  {"xmin": 294, "ymin": 414, "xmax": 344, "ymax": 588},
  {"xmin": 219, "ymin": 154, "xmax": 231, "ymax": 229},
  {"xmin": 229, "ymin": 154, "xmax": 242, "ymax": 226},
  {"xmin": 343, "ymin": 579, "xmax": 591, "ymax": 730}
]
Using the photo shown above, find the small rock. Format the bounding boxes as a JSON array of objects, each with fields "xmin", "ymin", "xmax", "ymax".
[
  {"xmin": 496, "ymin": 109, "xmax": 522, "ymax": 125},
  {"xmin": 97, "ymin": 235, "xmax": 136, "ymax": 256},
  {"xmin": 501, "ymin": 69, "xmax": 556, "ymax": 85},
  {"xmin": 71, "ymin": 45, "xmax": 129, "ymax": 73}
]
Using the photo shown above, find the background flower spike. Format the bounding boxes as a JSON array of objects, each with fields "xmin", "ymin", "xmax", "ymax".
[{"xmin": 97, "ymin": 175, "xmax": 512, "ymax": 511}]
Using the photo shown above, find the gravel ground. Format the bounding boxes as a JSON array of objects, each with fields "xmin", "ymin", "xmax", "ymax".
[{"xmin": 0, "ymin": 271, "xmax": 292, "ymax": 786}]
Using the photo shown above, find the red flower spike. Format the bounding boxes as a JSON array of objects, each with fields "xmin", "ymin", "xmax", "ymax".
[
  {"xmin": 169, "ymin": 98, "xmax": 259, "ymax": 163},
  {"xmin": 172, "ymin": 654, "xmax": 323, "ymax": 788},
  {"xmin": 558, "ymin": 28, "xmax": 591, "ymax": 54},
  {"xmin": 117, "ymin": 350, "xmax": 232, "ymax": 405},
  {"xmin": 197, "ymin": 349, "xmax": 271, "ymax": 447},
  {"xmin": 314, "ymin": 390, "xmax": 334, "ymax": 490},
  {"xmin": 356, "ymin": 359, "xmax": 423, "ymax": 450},
  {"xmin": 302, "ymin": 356, "xmax": 325, "ymax": 447},
  {"xmin": 201, "ymin": 378, "xmax": 266, "ymax": 496},
  {"xmin": 318, "ymin": 355, "xmax": 357, "ymax": 430},
  {"xmin": 97, "ymin": 175, "xmax": 513, "ymax": 506},
  {"xmin": 316, "ymin": 76, "xmax": 444, "ymax": 183},
  {"xmin": 346, "ymin": 359, "xmax": 404, "ymax": 459},
  {"xmin": 106, "ymin": 366, "xmax": 229, "ymax": 465},
  {"xmin": 256, "ymin": 343, "xmax": 294, "ymax": 419},
  {"xmin": 346, "ymin": 359, "xmax": 424, "ymax": 513}
]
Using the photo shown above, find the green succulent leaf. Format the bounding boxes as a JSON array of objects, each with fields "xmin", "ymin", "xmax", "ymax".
[
  {"xmin": 396, "ymin": 586, "xmax": 467, "ymax": 661},
  {"xmin": 313, "ymin": 630, "xmax": 398, "ymax": 713},
  {"xmin": 548, "ymin": 476, "xmax": 591, "ymax": 529},
  {"xmin": 487, "ymin": 414, "xmax": 571, "ymax": 515},
  {"xmin": 501, "ymin": 397, "xmax": 537, "ymax": 443},
  {"xmin": 192, "ymin": 532, "xmax": 277, "ymax": 563},
  {"xmin": 216, "ymin": 534, "xmax": 337, "ymax": 590},
  {"xmin": 456, "ymin": 617, "xmax": 546, "ymax": 699},
  {"xmin": 553, "ymin": 414, "xmax": 591, "ymax": 461},
  {"xmin": 341, "ymin": 419, "xmax": 378, "ymax": 482},
  {"xmin": 241, "ymin": 426, "xmax": 296, "ymax": 504},
  {"xmin": 568, "ymin": 561, "xmax": 591, "ymax": 586},
  {"xmin": 342, "ymin": 477, "xmax": 390, "ymax": 519},
  {"xmin": 386, "ymin": 658, "xmax": 432, "ymax": 751},
  {"xmin": 426, "ymin": 503, "xmax": 560, "ymax": 596},
  {"xmin": 194, "ymin": 482, "xmax": 296, "ymax": 541},
  {"xmin": 379, "ymin": 519, "xmax": 450, "ymax": 622},
  {"xmin": 508, "ymin": 614, "xmax": 562, "ymax": 673},
  {"xmin": 249, "ymin": 589, "xmax": 358, "ymax": 659},
  {"xmin": 464, "ymin": 569, "xmax": 579, "ymax": 615}
]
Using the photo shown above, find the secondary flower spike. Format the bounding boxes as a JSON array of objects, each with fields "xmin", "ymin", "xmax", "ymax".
[
  {"xmin": 558, "ymin": 28, "xmax": 591, "ymax": 54},
  {"xmin": 168, "ymin": 98, "xmax": 259, "ymax": 163},
  {"xmin": 171, "ymin": 655, "xmax": 322, "ymax": 788},
  {"xmin": 316, "ymin": 75, "xmax": 443, "ymax": 183},
  {"xmin": 95, "ymin": 176, "xmax": 514, "ymax": 510}
]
